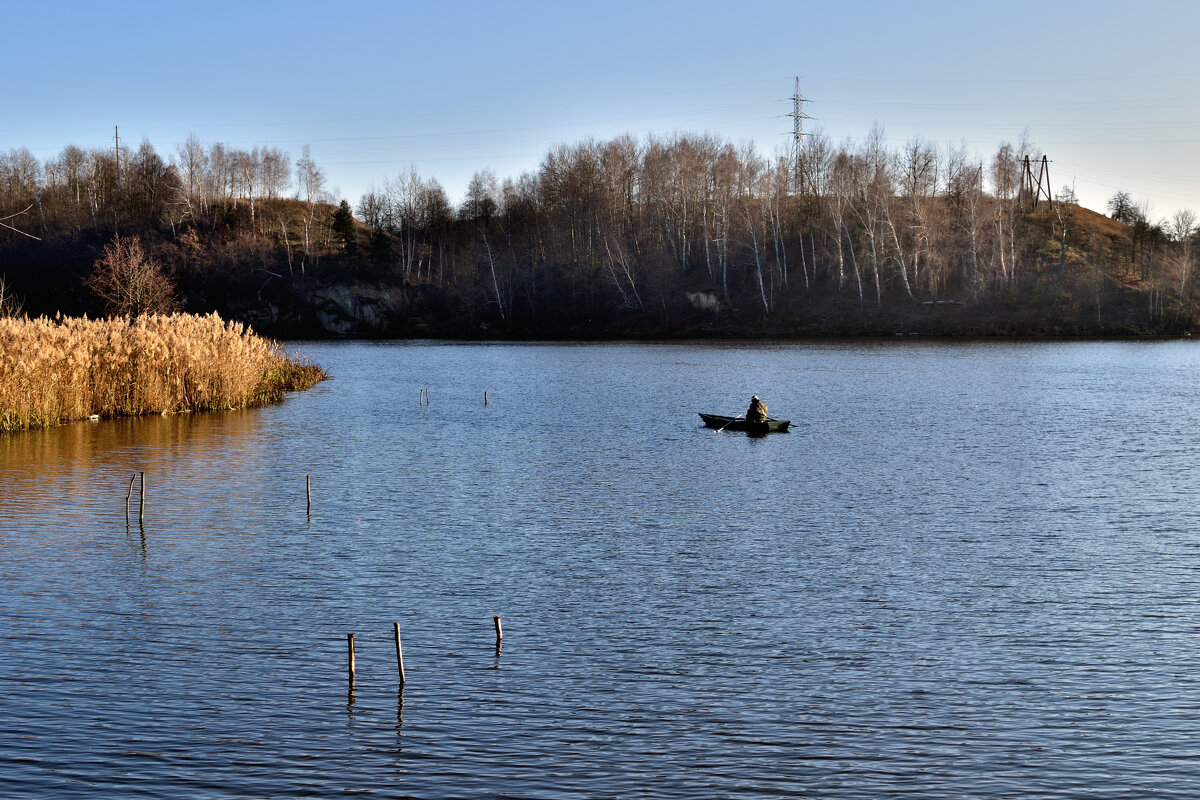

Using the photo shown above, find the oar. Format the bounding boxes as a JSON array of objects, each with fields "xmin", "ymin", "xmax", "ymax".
[{"xmin": 715, "ymin": 414, "xmax": 744, "ymax": 434}]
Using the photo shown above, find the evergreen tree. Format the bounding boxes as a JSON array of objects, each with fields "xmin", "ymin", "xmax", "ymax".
[
  {"xmin": 367, "ymin": 228, "xmax": 393, "ymax": 274},
  {"xmin": 331, "ymin": 200, "xmax": 358, "ymax": 261}
]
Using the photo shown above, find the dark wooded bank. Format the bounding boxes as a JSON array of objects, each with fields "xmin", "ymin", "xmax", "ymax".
[{"xmin": 0, "ymin": 134, "xmax": 1191, "ymax": 337}]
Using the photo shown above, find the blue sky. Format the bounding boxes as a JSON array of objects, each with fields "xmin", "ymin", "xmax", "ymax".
[{"xmin": 5, "ymin": 0, "xmax": 1199, "ymax": 220}]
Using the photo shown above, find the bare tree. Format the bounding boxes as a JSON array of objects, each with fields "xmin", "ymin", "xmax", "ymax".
[
  {"xmin": 797, "ymin": 131, "xmax": 832, "ymax": 289},
  {"xmin": 258, "ymin": 147, "xmax": 290, "ymax": 199},
  {"xmin": 897, "ymin": 137, "xmax": 939, "ymax": 294},
  {"xmin": 991, "ymin": 141, "xmax": 1019, "ymax": 287},
  {"xmin": 828, "ymin": 147, "xmax": 862, "ymax": 303},
  {"xmin": 208, "ymin": 142, "xmax": 233, "ymax": 203},
  {"xmin": 86, "ymin": 235, "xmax": 177, "ymax": 316},
  {"xmin": 236, "ymin": 147, "xmax": 260, "ymax": 228},
  {"xmin": 946, "ymin": 147, "xmax": 985, "ymax": 298},
  {"xmin": 174, "ymin": 134, "xmax": 208, "ymax": 221},
  {"xmin": 604, "ymin": 236, "xmax": 644, "ymax": 310},
  {"xmin": 0, "ymin": 274, "xmax": 23, "ymax": 317},
  {"xmin": 417, "ymin": 179, "xmax": 452, "ymax": 284},
  {"xmin": 129, "ymin": 140, "xmax": 176, "ymax": 226},
  {"xmin": 296, "ymin": 145, "xmax": 327, "ymax": 272},
  {"xmin": 44, "ymin": 145, "xmax": 88, "ymax": 232},
  {"xmin": 1053, "ymin": 183, "xmax": 1078, "ymax": 282},
  {"xmin": 387, "ymin": 167, "xmax": 426, "ymax": 279},
  {"xmin": 1168, "ymin": 208, "xmax": 1197, "ymax": 319},
  {"xmin": 766, "ymin": 155, "xmax": 792, "ymax": 290},
  {"xmin": 848, "ymin": 130, "xmax": 890, "ymax": 305},
  {"xmin": 0, "ymin": 148, "xmax": 45, "ymax": 233},
  {"xmin": 1107, "ymin": 191, "xmax": 1135, "ymax": 224},
  {"xmin": 481, "ymin": 232, "xmax": 505, "ymax": 321},
  {"xmin": 462, "ymin": 169, "xmax": 500, "ymax": 222}
]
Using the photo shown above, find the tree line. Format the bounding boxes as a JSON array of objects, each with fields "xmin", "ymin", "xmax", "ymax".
[{"xmin": 0, "ymin": 127, "xmax": 1194, "ymax": 335}]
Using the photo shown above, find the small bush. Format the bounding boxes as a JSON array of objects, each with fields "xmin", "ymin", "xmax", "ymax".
[{"xmin": 86, "ymin": 235, "xmax": 178, "ymax": 317}]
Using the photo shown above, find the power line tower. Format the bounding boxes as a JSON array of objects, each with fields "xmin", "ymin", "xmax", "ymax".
[
  {"xmin": 787, "ymin": 77, "xmax": 811, "ymax": 194},
  {"xmin": 1018, "ymin": 154, "xmax": 1053, "ymax": 210}
]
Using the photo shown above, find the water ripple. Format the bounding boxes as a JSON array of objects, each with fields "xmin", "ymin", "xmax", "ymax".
[{"xmin": 4, "ymin": 340, "xmax": 1200, "ymax": 797}]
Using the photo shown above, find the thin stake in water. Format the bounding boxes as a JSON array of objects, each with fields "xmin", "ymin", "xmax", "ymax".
[
  {"xmin": 125, "ymin": 475, "xmax": 136, "ymax": 519},
  {"xmin": 393, "ymin": 622, "xmax": 406, "ymax": 687}
]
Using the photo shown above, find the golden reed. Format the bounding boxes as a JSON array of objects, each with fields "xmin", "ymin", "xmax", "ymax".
[{"xmin": 0, "ymin": 312, "xmax": 326, "ymax": 432}]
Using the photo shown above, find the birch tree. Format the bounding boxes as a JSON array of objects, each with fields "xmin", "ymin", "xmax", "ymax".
[
  {"xmin": 991, "ymin": 141, "xmax": 1019, "ymax": 287},
  {"xmin": 1168, "ymin": 208, "xmax": 1197, "ymax": 319},
  {"xmin": 296, "ymin": 145, "xmax": 327, "ymax": 272}
]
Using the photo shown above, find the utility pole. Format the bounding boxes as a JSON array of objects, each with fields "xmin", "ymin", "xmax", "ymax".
[
  {"xmin": 787, "ymin": 77, "xmax": 810, "ymax": 195},
  {"xmin": 114, "ymin": 125, "xmax": 121, "ymax": 232}
]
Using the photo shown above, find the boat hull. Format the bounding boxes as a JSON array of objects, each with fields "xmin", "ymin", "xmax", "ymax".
[{"xmin": 698, "ymin": 413, "xmax": 790, "ymax": 433}]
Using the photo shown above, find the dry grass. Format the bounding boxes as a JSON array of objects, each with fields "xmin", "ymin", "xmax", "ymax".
[{"xmin": 0, "ymin": 312, "xmax": 326, "ymax": 432}]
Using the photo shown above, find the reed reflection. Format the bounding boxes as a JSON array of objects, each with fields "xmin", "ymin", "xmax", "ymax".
[{"xmin": 0, "ymin": 409, "xmax": 277, "ymax": 537}]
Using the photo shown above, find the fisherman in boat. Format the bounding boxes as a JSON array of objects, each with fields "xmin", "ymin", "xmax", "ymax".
[{"xmin": 746, "ymin": 395, "xmax": 768, "ymax": 423}]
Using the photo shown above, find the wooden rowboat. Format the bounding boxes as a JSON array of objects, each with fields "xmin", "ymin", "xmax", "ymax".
[{"xmin": 698, "ymin": 413, "xmax": 790, "ymax": 434}]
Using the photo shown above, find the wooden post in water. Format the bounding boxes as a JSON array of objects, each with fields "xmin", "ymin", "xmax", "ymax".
[
  {"xmin": 493, "ymin": 615, "xmax": 503, "ymax": 647},
  {"xmin": 393, "ymin": 622, "xmax": 406, "ymax": 686},
  {"xmin": 125, "ymin": 475, "xmax": 136, "ymax": 519},
  {"xmin": 306, "ymin": 474, "xmax": 311, "ymax": 514},
  {"xmin": 484, "ymin": 391, "xmax": 488, "ymax": 406},
  {"xmin": 347, "ymin": 633, "xmax": 356, "ymax": 684},
  {"xmin": 139, "ymin": 472, "xmax": 145, "ymax": 524}
]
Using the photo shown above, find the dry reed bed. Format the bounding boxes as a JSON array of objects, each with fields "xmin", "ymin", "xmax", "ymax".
[{"xmin": 0, "ymin": 313, "xmax": 325, "ymax": 432}]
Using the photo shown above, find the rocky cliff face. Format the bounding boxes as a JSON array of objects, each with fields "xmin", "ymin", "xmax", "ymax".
[
  {"xmin": 232, "ymin": 280, "xmax": 408, "ymax": 337},
  {"xmin": 306, "ymin": 282, "xmax": 406, "ymax": 336},
  {"xmin": 231, "ymin": 278, "xmax": 473, "ymax": 338}
]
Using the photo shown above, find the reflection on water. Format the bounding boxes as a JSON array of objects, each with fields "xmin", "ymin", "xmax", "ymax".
[
  {"xmin": 4, "ymin": 340, "xmax": 1200, "ymax": 798},
  {"xmin": 0, "ymin": 411, "xmax": 272, "ymax": 539}
]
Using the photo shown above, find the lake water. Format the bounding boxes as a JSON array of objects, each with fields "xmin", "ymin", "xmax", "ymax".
[{"xmin": 4, "ymin": 339, "xmax": 1200, "ymax": 798}]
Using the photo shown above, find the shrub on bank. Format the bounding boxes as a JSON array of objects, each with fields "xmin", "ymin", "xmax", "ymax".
[{"xmin": 0, "ymin": 312, "xmax": 326, "ymax": 432}]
